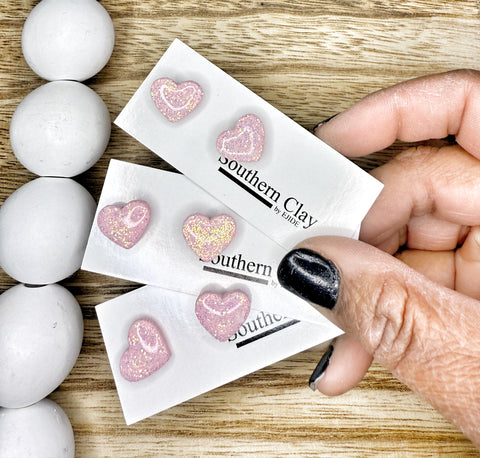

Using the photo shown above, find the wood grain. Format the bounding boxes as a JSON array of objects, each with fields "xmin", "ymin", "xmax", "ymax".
[{"xmin": 1, "ymin": 0, "xmax": 479, "ymax": 455}]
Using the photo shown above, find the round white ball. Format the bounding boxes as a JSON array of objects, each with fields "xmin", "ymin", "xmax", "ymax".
[
  {"xmin": 0, "ymin": 398, "xmax": 75, "ymax": 458},
  {"xmin": 22, "ymin": 0, "xmax": 115, "ymax": 81},
  {"xmin": 0, "ymin": 177, "xmax": 96, "ymax": 284},
  {"xmin": 10, "ymin": 81, "xmax": 111, "ymax": 177},
  {"xmin": 0, "ymin": 284, "xmax": 83, "ymax": 408}
]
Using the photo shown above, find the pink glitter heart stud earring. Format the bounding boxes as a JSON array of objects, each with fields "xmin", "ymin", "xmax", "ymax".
[
  {"xmin": 97, "ymin": 199, "xmax": 151, "ymax": 249},
  {"xmin": 195, "ymin": 290, "xmax": 251, "ymax": 342},
  {"xmin": 151, "ymin": 77, "xmax": 203, "ymax": 122},
  {"xmin": 216, "ymin": 114, "xmax": 264, "ymax": 162},
  {"xmin": 120, "ymin": 318, "xmax": 171, "ymax": 382},
  {"xmin": 182, "ymin": 213, "xmax": 236, "ymax": 262}
]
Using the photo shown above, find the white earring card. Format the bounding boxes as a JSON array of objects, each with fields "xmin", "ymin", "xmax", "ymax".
[
  {"xmin": 82, "ymin": 159, "xmax": 338, "ymax": 325},
  {"xmin": 115, "ymin": 39, "xmax": 383, "ymax": 250},
  {"xmin": 96, "ymin": 285, "xmax": 341, "ymax": 424}
]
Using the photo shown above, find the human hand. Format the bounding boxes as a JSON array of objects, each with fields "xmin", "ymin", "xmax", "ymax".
[{"xmin": 277, "ymin": 70, "xmax": 480, "ymax": 447}]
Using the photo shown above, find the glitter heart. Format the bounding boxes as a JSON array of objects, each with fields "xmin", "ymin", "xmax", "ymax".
[
  {"xmin": 195, "ymin": 290, "xmax": 251, "ymax": 342},
  {"xmin": 182, "ymin": 213, "xmax": 236, "ymax": 262},
  {"xmin": 97, "ymin": 200, "xmax": 150, "ymax": 249},
  {"xmin": 119, "ymin": 319, "xmax": 170, "ymax": 382},
  {"xmin": 216, "ymin": 114, "xmax": 265, "ymax": 162},
  {"xmin": 151, "ymin": 77, "xmax": 203, "ymax": 122}
]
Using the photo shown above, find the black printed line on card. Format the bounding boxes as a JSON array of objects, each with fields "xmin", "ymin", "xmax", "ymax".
[
  {"xmin": 218, "ymin": 167, "xmax": 273, "ymax": 208},
  {"xmin": 203, "ymin": 265, "xmax": 269, "ymax": 285},
  {"xmin": 236, "ymin": 319, "xmax": 300, "ymax": 348}
]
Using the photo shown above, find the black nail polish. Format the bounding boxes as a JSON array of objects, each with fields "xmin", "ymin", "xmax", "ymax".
[
  {"xmin": 309, "ymin": 344, "xmax": 334, "ymax": 391},
  {"xmin": 313, "ymin": 113, "xmax": 338, "ymax": 132},
  {"xmin": 277, "ymin": 248, "xmax": 340, "ymax": 310}
]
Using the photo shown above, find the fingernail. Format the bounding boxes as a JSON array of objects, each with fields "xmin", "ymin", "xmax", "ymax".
[
  {"xmin": 309, "ymin": 344, "xmax": 334, "ymax": 391},
  {"xmin": 313, "ymin": 113, "xmax": 338, "ymax": 132},
  {"xmin": 277, "ymin": 248, "xmax": 340, "ymax": 310}
]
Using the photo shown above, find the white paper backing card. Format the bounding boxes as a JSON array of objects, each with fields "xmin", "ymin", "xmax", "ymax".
[
  {"xmin": 115, "ymin": 39, "xmax": 383, "ymax": 249},
  {"xmin": 82, "ymin": 159, "xmax": 342, "ymax": 325},
  {"xmin": 96, "ymin": 285, "xmax": 342, "ymax": 424}
]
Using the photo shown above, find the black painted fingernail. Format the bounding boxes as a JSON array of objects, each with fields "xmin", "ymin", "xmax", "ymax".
[
  {"xmin": 313, "ymin": 113, "xmax": 338, "ymax": 132},
  {"xmin": 277, "ymin": 248, "xmax": 340, "ymax": 310},
  {"xmin": 309, "ymin": 344, "xmax": 334, "ymax": 391}
]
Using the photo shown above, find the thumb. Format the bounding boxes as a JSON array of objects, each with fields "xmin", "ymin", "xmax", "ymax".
[{"xmin": 277, "ymin": 237, "xmax": 480, "ymax": 447}]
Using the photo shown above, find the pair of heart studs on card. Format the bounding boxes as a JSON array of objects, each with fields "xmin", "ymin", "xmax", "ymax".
[
  {"xmin": 151, "ymin": 77, "xmax": 265, "ymax": 162},
  {"xmin": 96, "ymin": 202, "xmax": 235, "ymax": 261},
  {"xmin": 119, "ymin": 288, "xmax": 251, "ymax": 382},
  {"xmin": 119, "ymin": 289, "xmax": 251, "ymax": 382}
]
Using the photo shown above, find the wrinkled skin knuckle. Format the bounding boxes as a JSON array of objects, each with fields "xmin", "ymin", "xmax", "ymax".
[{"xmin": 362, "ymin": 276, "xmax": 417, "ymax": 370}]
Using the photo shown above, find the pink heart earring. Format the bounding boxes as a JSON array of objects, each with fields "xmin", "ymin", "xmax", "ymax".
[
  {"xmin": 182, "ymin": 213, "xmax": 236, "ymax": 262},
  {"xmin": 216, "ymin": 114, "xmax": 264, "ymax": 162},
  {"xmin": 151, "ymin": 77, "xmax": 203, "ymax": 122},
  {"xmin": 195, "ymin": 290, "xmax": 251, "ymax": 342},
  {"xmin": 97, "ymin": 199, "xmax": 151, "ymax": 249},
  {"xmin": 119, "ymin": 318, "xmax": 171, "ymax": 382}
]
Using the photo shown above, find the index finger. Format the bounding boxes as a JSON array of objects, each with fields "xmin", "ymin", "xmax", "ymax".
[{"xmin": 315, "ymin": 69, "xmax": 480, "ymax": 159}]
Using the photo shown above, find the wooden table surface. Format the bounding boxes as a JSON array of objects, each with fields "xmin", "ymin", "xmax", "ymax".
[{"xmin": 1, "ymin": 0, "xmax": 480, "ymax": 456}]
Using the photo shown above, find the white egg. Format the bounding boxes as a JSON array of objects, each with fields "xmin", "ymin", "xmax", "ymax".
[
  {"xmin": 0, "ymin": 284, "xmax": 83, "ymax": 408},
  {"xmin": 0, "ymin": 177, "xmax": 96, "ymax": 284},
  {"xmin": 22, "ymin": 0, "xmax": 115, "ymax": 82},
  {"xmin": 10, "ymin": 81, "xmax": 111, "ymax": 177},
  {"xmin": 0, "ymin": 398, "xmax": 75, "ymax": 458}
]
